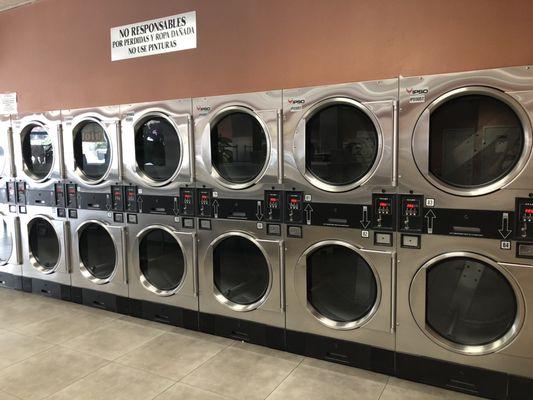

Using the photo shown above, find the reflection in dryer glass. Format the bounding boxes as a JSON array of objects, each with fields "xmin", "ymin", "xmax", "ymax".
[
  {"xmin": 79, "ymin": 223, "xmax": 116, "ymax": 279},
  {"xmin": 211, "ymin": 112, "xmax": 267, "ymax": 184},
  {"xmin": 426, "ymin": 257, "xmax": 517, "ymax": 346},
  {"xmin": 213, "ymin": 236, "xmax": 269, "ymax": 305},
  {"xmin": 74, "ymin": 122, "xmax": 110, "ymax": 181},
  {"xmin": 135, "ymin": 117, "xmax": 181, "ymax": 182},
  {"xmin": 22, "ymin": 125, "xmax": 53, "ymax": 180},
  {"xmin": 429, "ymin": 95, "xmax": 523, "ymax": 188},
  {"xmin": 139, "ymin": 229, "xmax": 184, "ymax": 291},
  {"xmin": 0, "ymin": 220, "xmax": 12, "ymax": 264},
  {"xmin": 306, "ymin": 104, "xmax": 378, "ymax": 186},
  {"xmin": 307, "ymin": 244, "xmax": 377, "ymax": 323},
  {"xmin": 29, "ymin": 218, "xmax": 59, "ymax": 270}
]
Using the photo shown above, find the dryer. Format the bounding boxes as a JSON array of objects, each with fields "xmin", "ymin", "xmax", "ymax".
[
  {"xmin": 284, "ymin": 223, "xmax": 396, "ymax": 375},
  {"xmin": 0, "ymin": 203, "xmax": 22, "ymax": 290},
  {"xmin": 69, "ymin": 208, "xmax": 128, "ymax": 313},
  {"xmin": 20, "ymin": 205, "xmax": 70, "ymax": 299},
  {"xmin": 120, "ymin": 99, "xmax": 195, "ymax": 220},
  {"xmin": 197, "ymin": 218, "xmax": 285, "ymax": 349},
  {"xmin": 194, "ymin": 91, "xmax": 283, "ymax": 225},
  {"xmin": 283, "ymin": 79, "xmax": 397, "ymax": 233},
  {"xmin": 396, "ymin": 234, "xmax": 533, "ymax": 399},
  {"xmin": 127, "ymin": 212, "xmax": 198, "ymax": 330}
]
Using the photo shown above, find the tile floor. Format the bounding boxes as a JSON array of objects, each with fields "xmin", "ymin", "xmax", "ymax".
[{"xmin": 0, "ymin": 288, "xmax": 481, "ymax": 400}]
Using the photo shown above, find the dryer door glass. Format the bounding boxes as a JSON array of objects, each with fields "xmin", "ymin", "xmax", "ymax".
[
  {"xmin": 307, "ymin": 244, "xmax": 377, "ymax": 322},
  {"xmin": 135, "ymin": 117, "xmax": 181, "ymax": 182},
  {"xmin": 139, "ymin": 229, "xmax": 185, "ymax": 291},
  {"xmin": 213, "ymin": 236, "xmax": 269, "ymax": 305},
  {"xmin": 74, "ymin": 122, "xmax": 111, "ymax": 181},
  {"xmin": 426, "ymin": 257, "xmax": 517, "ymax": 346},
  {"xmin": 306, "ymin": 104, "xmax": 379, "ymax": 186},
  {"xmin": 22, "ymin": 125, "xmax": 53, "ymax": 180},
  {"xmin": 79, "ymin": 223, "xmax": 116, "ymax": 279},
  {"xmin": 0, "ymin": 220, "xmax": 12, "ymax": 264},
  {"xmin": 429, "ymin": 95, "xmax": 524, "ymax": 188},
  {"xmin": 211, "ymin": 112, "xmax": 267, "ymax": 184},
  {"xmin": 28, "ymin": 218, "xmax": 59, "ymax": 270},
  {"xmin": 0, "ymin": 145, "xmax": 5, "ymax": 177}
]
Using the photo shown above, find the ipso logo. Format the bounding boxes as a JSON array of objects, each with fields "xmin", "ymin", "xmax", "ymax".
[
  {"xmin": 288, "ymin": 98, "xmax": 305, "ymax": 105},
  {"xmin": 406, "ymin": 88, "xmax": 429, "ymax": 95}
]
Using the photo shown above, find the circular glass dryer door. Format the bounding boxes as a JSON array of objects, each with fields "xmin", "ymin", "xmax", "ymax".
[
  {"xmin": 78, "ymin": 222, "xmax": 116, "ymax": 282},
  {"xmin": 138, "ymin": 228, "xmax": 185, "ymax": 295},
  {"xmin": 212, "ymin": 235, "xmax": 270, "ymax": 310},
  {"xmin": 300, "ymin": 100, "xmax": 380, "ymax": 192},
  {"xmin": 413, "ymin": 88, "xmax": 531, "ymax": 196},
  {"xmin": 73, "ymin": 121, "xmax": 111, "ymax": 182},
  {"xmin": 135, "ymin": 116, "xmax": 181, "ymax": 184},
  {"xmin": 0, "ymin": 219, "xmax": 13, "ymax": 265},
  {"xmin": 21, "ymin": 125, "xmax": 54, "ymax": 181},
  {"xmin": 410, "ymin": 253, "xmax": 522, "ymax": 355},
  {"xmin": 210, "ymin": 110, "xmax": 268, "ymax": 186},
  {"xmin": 28, "ymin": 218, "xmax": 60, "ymax": 273},
  {"xmin": 0, "ymin": 144, "xmax": 6, "ymax": 178},
  {"xmin": 304, "ymin": 243, "xmax": 378, "ymax": 329}
]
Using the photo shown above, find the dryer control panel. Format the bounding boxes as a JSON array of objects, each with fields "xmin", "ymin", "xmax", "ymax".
[
  {"xmin": 264, "ymin": 190, "xmax": 283, "ymax": 222},
  {"xmin": 398, "ymin": 194, "xmax": 423, "ymax": 233},
  {"xmin": 516, "ymin": 198, "xmax": 533, "ymax": 241},
  {"xmin": 371, "ymin": 193, "xmax": 395, "ymax": 230},
  {"xmin": 197, "ymin": 188, "xmax": 213, "ymax": 217},
  {"xmin": 285, "ymin": 191, "xmax": 303, "ymax": 223}
]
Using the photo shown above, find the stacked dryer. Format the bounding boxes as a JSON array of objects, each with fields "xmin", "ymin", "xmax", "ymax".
[
  {"xmin": 11, "ymin": 111, "xmax": 71, "ymax": 299},
  {"xmin": 0, "ymin": 115, "xmax": 22, "ymax": 290},
  {"xmin": 282, "ymin": 80, "xmax": 398, "ymax": 374},
  {"xmin": 396, "ymin": 66, "xmax": 533, "ymax": 398},
  {"xmin": 194, "ymin": 91, "xmax": 286, "ymax": 348},
  {"xmin": 121, "ymin": 99, "xmax": 198, "ymax": 330}
]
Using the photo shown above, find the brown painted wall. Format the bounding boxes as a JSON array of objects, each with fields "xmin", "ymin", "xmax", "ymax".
[{"xmin": 0, "ymin": 0, "xmax": 532, "ymax": 113}]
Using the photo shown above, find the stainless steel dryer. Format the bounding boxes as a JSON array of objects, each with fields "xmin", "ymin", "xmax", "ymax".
[
  {"xmin": 197, "ymin": 218, "xmax": 285, "ymax": 349},
  {"xmin": 284, "ymin": 224, "xmax": 396, "ymax": 375},
  {"xmin": 0, "ymin": 203, "xmax": 22, "ymax": 290},
  {"xmin": 62, "ymin": 106, "xmax": 122, "ymax": 193},
  {"xmin": 282, "ymin": 79, "xmax": 397, "ymax": 233},
  {"xmin": 12, "ymin": 111, "xmax": 63, "ymax": 190},
  {"xmin": 194, "ymin": 90, "xmax": 283, "ymax": 223},
  {"xmin": 69, "ymin": 208, "xmax": 128, "ymax": 313},
  {"xmin": 396, "ymin": 234, "xmax": 533, "ymax": 399},
  {"xmin": 20, "ymin": 205, "xmax": 70, "ymax": 299},
  {"xmin": 127, "ymin": 212, "xmax": 198, "ymax": 330}
]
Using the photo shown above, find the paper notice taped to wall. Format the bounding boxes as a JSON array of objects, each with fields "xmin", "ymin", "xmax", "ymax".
[
  {"xmin": 0, "ymin": 92, "xmax": 17, "ymax": 115},
  {"xmin": 110, "ymin": 11, "xmax": 197, "ymax": 61}
]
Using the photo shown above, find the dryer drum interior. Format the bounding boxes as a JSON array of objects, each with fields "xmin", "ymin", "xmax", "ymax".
[
  {"xmin": 21, "ymin": 124, "xmax": 53, "ymax": 180},
  {"xmin": 73, "ymin": 120, "xmax": 111, "ymax": 181},
  {"xmin": 210, "ymin": 111, "xmax": 268, "ymax": 184},
  {"xmin": 213, "ymin": 236, "xmax": 270, "ymax": 306},
  {"xmin": 425, "ymin": 256, "xmax": 517, "ymax": 347},
  {"xmin": 0, "ymin": 219, "xmax": 13, "ymax": 265},
  {"xmin": 28, "ymin": 218, "xmax": 59, "ymax": 271},
  {"xmin": 427, "ymin": 93, "xmax": 525, "ymax": 189},
  {"xmin": 78, "ymin": 223, "xmax": 116, "ymax": 280},
  {"xmin": 305, "ymin": 103, "xmax": 379, "ymax": 187},
  {"xmin": 135, "ymin": 116, "xmax": 181, "ymax": 182},
  {"xmin": 306, "ymin": 244, "xmax": 378, "ymax": 323},
  {"xmin": 139, "ymin": 228, "xmax": 185, "ymax": 292}
]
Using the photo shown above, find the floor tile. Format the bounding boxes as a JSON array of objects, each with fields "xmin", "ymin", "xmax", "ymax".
[
  {"xmin": 379, "ymin": 377, "xmax": 482, "ymax": 399},
  {"xmin": 0, "ymin": 329, "xmax": 53, "ymax": 370},
  {"xmin": 155, "ymin": 383, "xmax": 233, "ymax": 400},
  {"xmin": 15, "ymin": 308, "xmax": 116, "ymax": 344},
  {"xmin": 0, "ymin": 346, "xmax": 108, "ymax": 400},
  {"xmin": 117, "ymin": 330, "xmax": 228, "ymax": 380},
  {"xmin": 266, "ymin": 357, "xmax": 388, "ymax": 400},
  {"xmin": 47, "ymin": 362, "xmax": 173, "ymax": 400},
  {"xmin": 0, "ymin": 391, "xmax": 19, "ymax": 400},
  {"xmin": 62, "ymin": 318, "xmax": 164, "ymax": 360},
  {"xmin": 0, "ymin": 295, "xmax": 64, "ymax": 331},
  {"xmin": 182, "ymin": 343, "xmax": 301, "ymax": 400}
]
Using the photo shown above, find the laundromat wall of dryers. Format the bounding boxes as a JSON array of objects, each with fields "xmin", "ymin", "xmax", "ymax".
[{"xmin": 1, "ymin": 0, "xmax": 533, "ymax": 114}]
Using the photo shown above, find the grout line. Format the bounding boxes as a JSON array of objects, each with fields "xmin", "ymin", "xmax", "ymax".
[
  {"xmin": 263, "ymin": 356, "xmax": 304, "ymax": 400},
  {"xmin": 377, "ymin": 375, "xmax": 391, "ymax": 400},
  {"xmin": 0, "ymin": 344, "xmax": 59, "ymax": 374},
  {"xmin": 177, "ymin": 343, "xmax": 231, "ymax": 383},
  {"xmin": 180, "ymin": 381, "xmax": 239, "ymax": 400}
]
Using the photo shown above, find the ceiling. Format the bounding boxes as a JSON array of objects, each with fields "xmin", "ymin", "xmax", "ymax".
[{"xmin": 0, "ymin": 0, "xmax": 35, "ymax": 12}]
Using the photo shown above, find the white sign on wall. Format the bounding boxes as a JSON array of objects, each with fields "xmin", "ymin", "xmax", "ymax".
[
  {"xmin": 110, "ymin": 11, "xmax": 196, "ymax": 61},
  {"xmin": 0, "ymin": 92, "xmax": 17, "ymax": 115}
]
